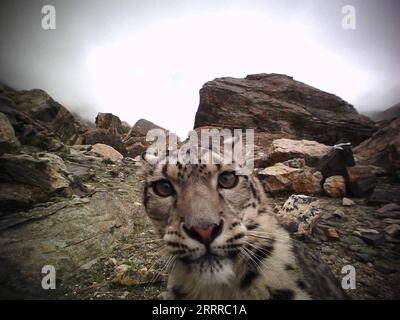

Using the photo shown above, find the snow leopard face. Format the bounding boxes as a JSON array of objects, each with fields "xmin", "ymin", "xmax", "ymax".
[{"xmin": 142, "ymin": 152, "xmax": 271, "ymax": 281}]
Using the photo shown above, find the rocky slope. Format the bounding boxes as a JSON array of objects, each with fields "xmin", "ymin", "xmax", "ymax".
[
  {"xmin": 1, "ymin": 76, "xmax": 399, "ymax": 300},
  {"xmin": 194, "ymin": 73, "xmax": 376, "ymax": 146},
  {"xmin": 371, "ymin": 102, "xmax": 400, "ymax": 122}
]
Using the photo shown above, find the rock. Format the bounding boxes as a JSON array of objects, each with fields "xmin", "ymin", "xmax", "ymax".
[
  {"xmin": 194, "ymin": 74, "xmax": 376, "ymax": 146},
  {"xmin": 0, "ymin": 163, "xmax": 142, "ymax": 297},
  {"xmin": 111, "ymin": 264, "xmax": 157, "ymax": 286},
  {"xmin": 368, "ymin": 184, "xmax": 400, "ymax": 204},
  {"xmin": 277, "ymin": 195, "xmax": 322, "ymax": 236},
  {"xmin": 346, "ymin": 165, "xmax": 379, "ymax": 197},
  {"xmin": 354, "ymin": 116, "xmax": 400, "ymax": 172},
  {"xmin": 253, "ymin": 151, "xmax": 269, "ymax": 168},
  {"xmin": 96, "ymin": 113, "xmax": 130, "ymax": 136},
  {"xmin": 282, "ymin": 158, "xmax": 306, "ymax": 169},
  {"xmin": 0, "ymin": 152, "xmax": 71, "ymax": 213},
  {"xmin": 323, "ymin": 209, "xmax": 344, "ymax": 220},
  {"xmin": 83, "ymin": 129, "xmax": 127, "ymax": 156},
  {"xmin": 0, "ymin": 112, "xmax": 20, "ymax": 155},
  {"xmin": 377, "ymin": 203, "xmax": 400, "ymax": 214},
  {"xmin": 258, "ymin": 163, "xmax": 323, "ymax": 194},
  {"xmin": 354, "ymin": 229, "xmax": 386, "ymax": 246},
  {"xmin": 267, "ymin": 138, "xmax": 331, "ymax": 166},
  {"xmin": 122, "ymin": 119, "xmax": 175, "ymax": 158},
  {"xmin": 375, "ymin": 203, "xmax": 400, "ymax": 219},
  {"xmin": 316, "ymin": 142, "xmax": 355, "ymax": 179},
  {"xmin": 371, "ymin": 103, "xmax": 400, "ymax": 122},
  {"xmin": 384, "ymin": 224, "xmax": 400, "ymax": 238},
  {"xmin": 342, "ymin": 197, "xmax": 355, "ymax": 206},
  {"xmin": 90, "ymin": 144, "xmax": 123, "ymax": 162},
  {"xmin": 326, "ymin": 228, "xmax": 340, "ymax": 241},
  {"xmin": 323, "ymin": 176, "xmax": 346, "ymax": 198},
  {"xmin": 0, "ymin": 85, "xmax": 89, "ymax": 147}
]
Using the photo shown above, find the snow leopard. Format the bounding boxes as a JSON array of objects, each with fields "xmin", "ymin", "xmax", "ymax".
[{"xmin": 141, "ymin": 149, "xmax": 347, "ymax": 300}]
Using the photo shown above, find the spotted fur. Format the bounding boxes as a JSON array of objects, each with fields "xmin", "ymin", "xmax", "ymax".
[{"xmin": 141, "ymin": 150, "xmax": 347, "ymax": 300}]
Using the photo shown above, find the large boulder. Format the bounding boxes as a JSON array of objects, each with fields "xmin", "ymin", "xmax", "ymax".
[
  {"xmin": 83, "ymin": 129, "xmax": 127, "ymax": 156},
  {"xmin": 122, "ymin": 119, "xmax": 172, "ymax": 158},
  {"xmin": 268, "ymin": 138, "xmax": 331, "ymax": 166},
  {"xmin": 95, "ymin": 113, "xmax": 131, "ymax": 136},
  {"xmin": 90, "ymin": 143, "xmax": 123, "ymax": 162},
  {"xmin": 258, "ymin": 162, "xmax": 323, "ymax": 194},
  {"xmin": 0, "ymin": 152, "xmax": 71, "ymax": 213},
  {"xmin": 0, "ymin": 85, "xmax": 89, "ymax": 151},
  {"xmin": 0, "ymin": 112, "xmax": 20, "ymax": 155},
  {"xmin": 194, "ymin": 73, "xmax": 376, "ymax": 146},
  {"xmin": 354, "ymin": 116, "xmax": 400, "ymax": 172}
]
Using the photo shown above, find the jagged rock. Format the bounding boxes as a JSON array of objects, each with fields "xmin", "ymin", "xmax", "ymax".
[
  {"xmin": 368, "ymin": 184, "xmax": 400, "ymax": 204},
  {"xmin": 123, "ymin": 119, "xmax": 173, "ymax": 158},
  {"xmin": 323, "ymin": 176, "xmax": 346, "ymax": 198},
  {"xmin": 90, "ymin": 143, "xmax": 123, "ymax": 162},
  {"xmin": 0, "ymin": 152, "xmax": 70, "ymax": 212},
  {"xmin": 277, "ymin": 195, "xmax": 322, "ymax": 236},
  {"xmin": 258, "ymin": 163, "xmax": 323, "ymax": 194},
  {"xmin": 354, "ymin": 116, "xmax": 400, "ymax": 172},
  {"xmin": 384, "ymin": 224, "xmax": 400, "ymax": 238},
  {"xmin": 0, "ymin": 85, "xmax": 91, "ymax": 153},
  {"xmin": 342, "ymin": 197, "xmax": 355, "ymax": 206},
  {"xmin": 194, "ymin": 73, "xmax": 376, "ymax": 146},
  {"xmin": 0, "ymin": 112, "xmax": 20, "ymax": 155},
  {"xmin": 95, "ymin": 113, "xmax": 130, "ymax": 136},
  {"xmin": 0, "ymin": 85, "xmax": 89, "ymax": 146},
  {"xmin": 268, "ymin": 138, "xmax": 331, "ymax": 166}
]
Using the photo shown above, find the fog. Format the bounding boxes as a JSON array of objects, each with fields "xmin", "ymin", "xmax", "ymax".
[{"xmin": 0, "ymin": 0, "xmax": 399, "ymax": 137}]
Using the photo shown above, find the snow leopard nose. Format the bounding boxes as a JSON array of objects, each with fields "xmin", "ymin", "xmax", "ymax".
[{"xmin": 184, "ymin": 220, "xmax": 224, "ymax": 245}]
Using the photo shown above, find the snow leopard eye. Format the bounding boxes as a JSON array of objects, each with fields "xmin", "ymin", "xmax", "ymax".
[
  {"xmin": 218, "ymin": 171, "xmax": 239, "ymax": 189},
  {"xmin": 152, "ymin": 179, "xmax": 175, "ymax": 197}
]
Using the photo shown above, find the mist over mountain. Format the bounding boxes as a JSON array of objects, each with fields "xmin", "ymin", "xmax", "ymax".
[{"xmin": 1, "ymin": 0, "xmax": 400, "ymax": 137}]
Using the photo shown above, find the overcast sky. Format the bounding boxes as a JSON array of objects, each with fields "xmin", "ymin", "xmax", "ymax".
[{"xmin": 0, "ymin": 0, "xmax": 399, "ymax": 137}]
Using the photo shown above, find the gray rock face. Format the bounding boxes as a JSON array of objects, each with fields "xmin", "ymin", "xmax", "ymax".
[
  {"xmin": 0, "ymin": 85, "xmax": 90, "ymax": 148},
  {"xmin": 0, "ymin": 112, "xmax": 20, "ymax": 155},
  {"xmin": 194, "ymin": 73, "xmax": 376, "ymax": 146},
  {"xmin": 0, "ymin": 152, "xmax": 71, "ymax": 213},
  {"xmin": 0, "ymin": 155, "xmax": 144, "ymax": 298}
]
